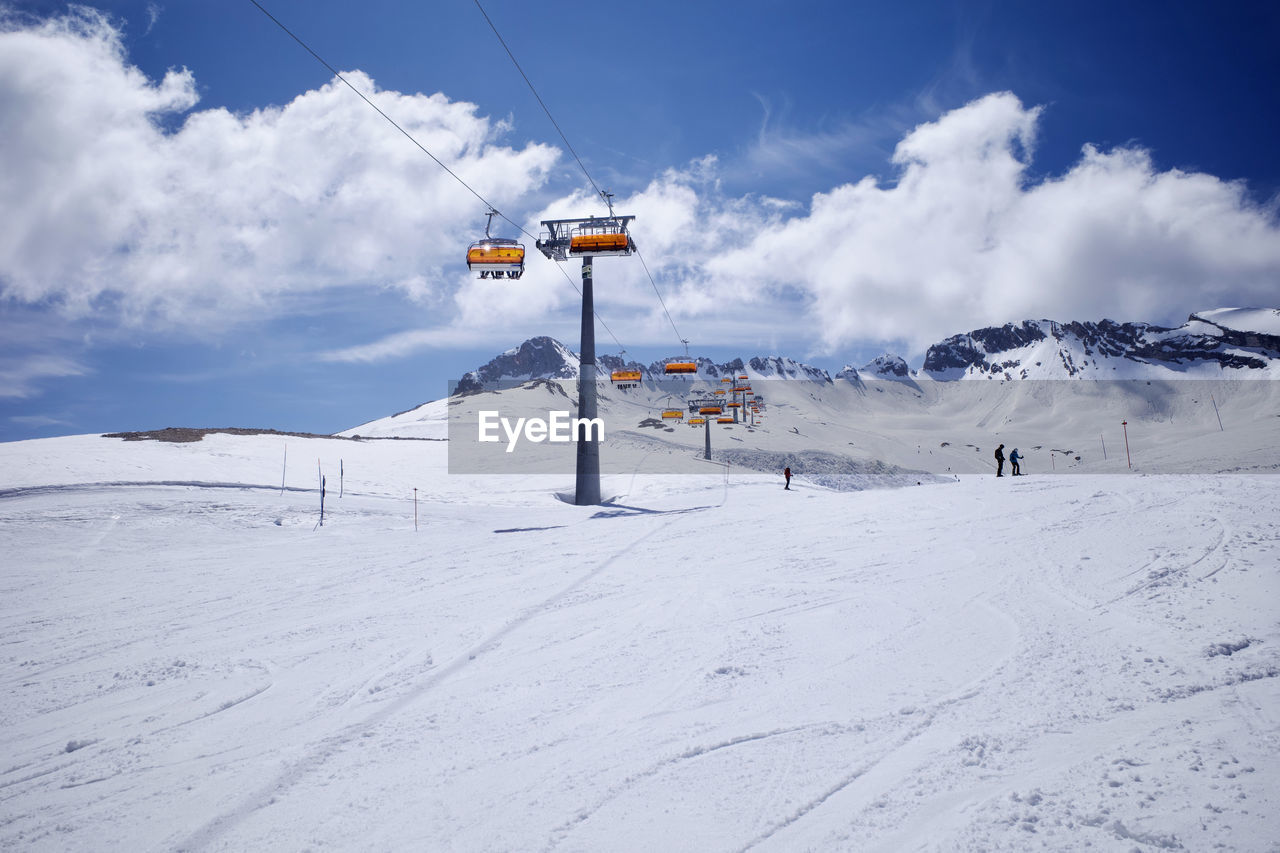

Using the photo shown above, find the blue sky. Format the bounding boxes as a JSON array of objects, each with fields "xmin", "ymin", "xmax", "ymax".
[{"xmin": 2, "ymin": 0, "xmax": 1278, "ymax": 441}]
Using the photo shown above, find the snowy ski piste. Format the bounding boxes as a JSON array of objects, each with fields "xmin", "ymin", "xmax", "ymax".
[{"xmin": 3, "ymin": 372, "xmax": 1279, "ymax": 851}]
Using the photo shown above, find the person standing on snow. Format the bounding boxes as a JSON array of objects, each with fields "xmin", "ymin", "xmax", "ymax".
[
  {"xmin": 784, "ymin": 467, "xmax": 792, "ymax": 490},
  {"xmin": 1010, "ymin": 448, "xmax": 1022, "ymax": 476},
  {"xmin": 994, "ymin": 444, "xmax": 1005, "ymax": 477}
]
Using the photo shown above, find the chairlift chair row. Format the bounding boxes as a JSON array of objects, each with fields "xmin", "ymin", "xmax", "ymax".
[
  {"xmin": 467, "ymin": 209, "xmax": 525, "ymax": 279},
  {"xmin": 537, "ymin": 214, "xmax": 637, "ymax": 261},
  {"xmin": 569, "ymin": 231, "xmax": 631, "ymax": 256}
]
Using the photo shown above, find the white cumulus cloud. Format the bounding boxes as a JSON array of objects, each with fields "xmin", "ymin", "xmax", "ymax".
[
  {"xmin": 486, "ymin": 91, "xmax": 1280, "ymax": 361},
  {"xmin": 696, "ymin": 92, "xmax": 1280, "ymax": 355},
  {"xmin": 3, "ymin": 10, "xmax": 1277, "ymax": 370},
  {"xmin": 0, "ymin": 8, "xmax": 558, "ymax": 333}
]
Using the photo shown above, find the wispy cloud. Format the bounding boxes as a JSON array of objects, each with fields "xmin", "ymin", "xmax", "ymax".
[
  {"xmin": 0, "ymin": 354, "xmax": 89, "ymax": 399},
  {"xmin": 738, "ymin": 93, "xmax": 903, "ymax": 183},
  {"xmin": 319, "ymin": 326, "xmax": 496, "ymax": 363},
  {"xmin": 10, "ymin": 413, "xmax": 73, "ymax": 428}
]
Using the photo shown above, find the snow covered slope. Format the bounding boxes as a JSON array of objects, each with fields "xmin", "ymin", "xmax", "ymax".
[
  {"xmin": 343, "ymin": 398, "xmax": 449, "ymax": 440},
  {"xmin": 3, "ymin": 309, "xmax": 1279, "ymax": 851},
  {"xmin": 1, "ymin": 430, "xmax": 1277, "ymax": 851},
  {"xmin": 1193, "ymin": 307, "xmax": 1280, "ymax": 337},
  {"xmin": 343, "ymin": 373, "xmax": 1280, "ymax": 477}
]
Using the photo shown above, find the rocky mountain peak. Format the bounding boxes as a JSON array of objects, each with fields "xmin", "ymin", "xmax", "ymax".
[{"xmin": 455, "ymin": 336, "xmax": 580, "ymax": 393}]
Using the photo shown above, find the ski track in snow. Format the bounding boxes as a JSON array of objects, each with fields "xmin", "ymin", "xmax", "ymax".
[
  {"xmin": 174, "ymin": 499, "xmax": 704, "ymax": 852},
  {"xmin": 1, "ymin": 430, "xmax": 1278, "ymax": 851}
]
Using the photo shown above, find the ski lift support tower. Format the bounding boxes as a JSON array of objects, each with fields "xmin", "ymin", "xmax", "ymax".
[{"xmin": 536, "ymin": 209, "xmax": 637, "ymax": 506}]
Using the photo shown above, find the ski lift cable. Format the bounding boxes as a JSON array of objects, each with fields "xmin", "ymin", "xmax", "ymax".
[
  {"xmin": 634, "ymin": 245, "xmax": 687, "ymax": 353},
  {"xmin": 247, "ymin": 0, "xmax": 511, "ymax": 226},
  {"xmin": 247, "ymin": 0, "xmax": 626, "ymax": 353},
  {"xmin": 471, "ymin": 0, "xmax": 606, "ymax": 205},
  {"xmin": 473, "ymin": 0, "xmax": 690, "ymax": 356}
]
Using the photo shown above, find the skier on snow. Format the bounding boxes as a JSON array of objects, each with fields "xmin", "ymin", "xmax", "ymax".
[{"xmin": 994, "ymin": 444, "xmax": 1005, "ymax": 477}]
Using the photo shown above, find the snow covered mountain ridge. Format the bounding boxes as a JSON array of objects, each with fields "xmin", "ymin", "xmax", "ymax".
[
  {"xmin": 848, "ymin": 354, "xmax": 912, "ymax": 380},
  {"xmin": 458, "ymin": 339, "xmax": 838, "ymax": 390},
  {"xmin": 456, "ymin": 309, "xmax": 1280, "ymax": 391},
  {"xmin": 922, "ymin": 308, "xmax": 1280, "ymax": 380},
  {"xmin": 455, "ymin": 337, "xmax": 582, "ymax": 393}
]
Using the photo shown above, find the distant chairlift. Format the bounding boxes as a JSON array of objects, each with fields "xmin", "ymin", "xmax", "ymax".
[
  {"xmin": 611, "ymin": 369, "xmax": 642, "ymax": 390},
  {"xmin": 661, "ymin": 409, "xmax": 684, "ymax": 419},
  {"xmin": 664, "ymin": 362, "xmax": 697, "ymax": 375},
  {"xmin": 466, "ymin": 209, "xmax": 525, "ymax": 279}
]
